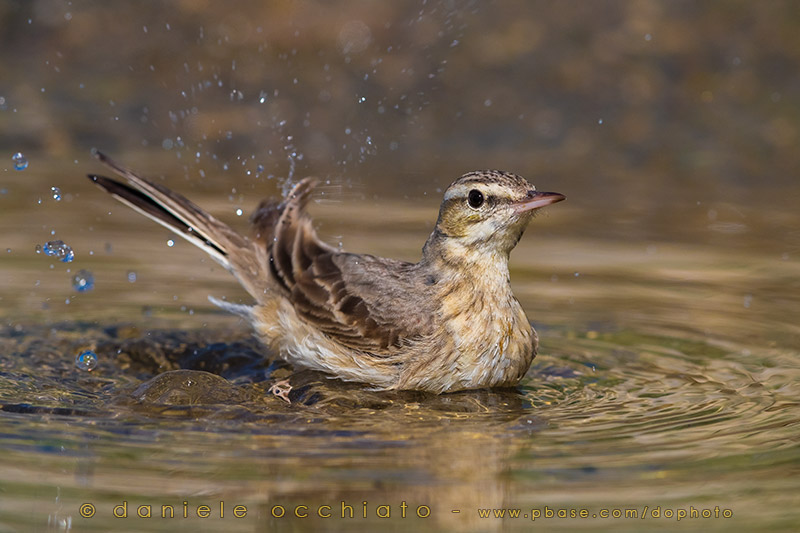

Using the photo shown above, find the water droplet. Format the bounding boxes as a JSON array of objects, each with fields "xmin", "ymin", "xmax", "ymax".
[
  {"xmin": 358, "ymin": 96, "xmax": 366, "ymax": 103},
  {"xmin": 256, "ymin": 164, "xmax": 264, "ymax": 173},
  {"xmin": 484, "ymin": 99, "xmax": 492, "ymax": 107},
  {"xmin": 75, "ymin": 350, "xmax": 98, "ymax": 371},
  {"xmin": 167, "ymin": 239, "xmax": 175, "ymax": 247},
  {"xmin": 71, "ymin": 269, "xmax": 95, "ymax": 292},
  {"xmin": 235, "ymin": 208, "xmax": 243, "ymax": 216},
  {"xmin": 743, "ymin": 294, "xmax": 753, "ymax": 309},
  {"xmin": 574, "ymin": 272, "xmax": 580, "ymax": 277},
  {"xmin": 12, "ymin": 152, "xmax": 28, "ymax": 171},
  {"xmin": 42, "ymin": 240, "xmax": 75, "ymax": 262},
  {"xmin": 162, "ymin": 138, "xmax": 174, "ymax": 150},
  {"xmin": 35, "ymin": 244, "xmax": 42, "ymax": 254},
  {"xmin": 127, "ymin": 271, "xmax": 137, "ymax": 283},
  {"xmin": 51, "ymin": 186, "xmax": 62, "ymax": 201},
  {"xmin": 258, "ymin": 90, "xmax": 268, "ymax": 104},
  {"xmin": 598, "ymin": 118, "xmax": 604, "ymax": 125}
]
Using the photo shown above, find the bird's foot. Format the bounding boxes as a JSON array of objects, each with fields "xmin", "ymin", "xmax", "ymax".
[{"xmin": 268, "ymin": 379, "xmax": 293, "ymax": 403}]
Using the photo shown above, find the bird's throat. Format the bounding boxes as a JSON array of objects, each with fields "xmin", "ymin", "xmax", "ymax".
[{"xmin": 422, "ymin": 230, "xmax": 512, "ymax": 289}]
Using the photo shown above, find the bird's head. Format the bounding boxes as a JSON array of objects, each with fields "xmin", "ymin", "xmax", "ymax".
[{"xmin": 425, "ymin": 170, "xmax": 565, "ymax": 263}]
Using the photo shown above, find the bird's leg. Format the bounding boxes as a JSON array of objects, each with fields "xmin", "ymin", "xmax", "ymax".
[{"xmin": 268, "ymin": 379, "xmax": 293, "ymax": 403}]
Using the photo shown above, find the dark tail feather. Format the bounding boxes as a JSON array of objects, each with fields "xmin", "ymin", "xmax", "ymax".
[
  {"xmin": 87, "ymin": 151, "xmax": 326, "ymax": 303},
  {"xmin": 87, "ymin": 150, "xmax": 251, "ymax": 278},
  {"xmin": 88, "ymin": 174, "xmax": 229, "ymax": 262}
]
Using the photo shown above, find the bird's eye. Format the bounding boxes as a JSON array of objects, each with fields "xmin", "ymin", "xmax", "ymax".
[{"xmin": 467, "ymin": 189, "xmax": 484, "ymax": 209}]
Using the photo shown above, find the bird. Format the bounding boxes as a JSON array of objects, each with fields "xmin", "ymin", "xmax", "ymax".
[{"xmin": 87, "ymin": 151, "xmax": 565, "ymax": 393}]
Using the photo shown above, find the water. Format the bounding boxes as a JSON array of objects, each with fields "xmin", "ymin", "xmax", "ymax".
[
  {"xmin": 2, "ymin": 179, "xmax": 798, "ymax": 531},
  {"xmin": 41, "ymin": 240, "xmax": 75, "ymax": 263},
  {"xmin": 71, "ymin": 269, "xmax": 95, "ymax": 292},
  {"xmin": 74, "ymin": 350, "xmax": 98, "ymax": 371},
  {"xmin": 11, "ymin": 152, "xmax": 28, "ymax": 171},
  {"xmin": 2, "ymin": 3, "xmax": 800, "ymax": 532}
]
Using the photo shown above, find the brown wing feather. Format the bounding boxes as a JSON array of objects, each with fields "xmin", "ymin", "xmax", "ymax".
[{"xmin": 264, "ymin": 180, "xmax": 433, "ymax": 354}]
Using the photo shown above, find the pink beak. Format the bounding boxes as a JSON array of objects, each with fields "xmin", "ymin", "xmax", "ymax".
[{"xmin": 513, "ymin": 191, "xmax": 566, "ymax": 214}]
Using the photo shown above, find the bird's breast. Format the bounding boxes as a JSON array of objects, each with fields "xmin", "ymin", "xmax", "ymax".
[{"xmin": 436, "ymin": 275, "xmax": 535, "ymax": 388}]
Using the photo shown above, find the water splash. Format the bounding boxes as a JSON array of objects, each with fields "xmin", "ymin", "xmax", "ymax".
[
  {"xmin": 75, "ymin": 350, "xmax": 98, "ymax": 372},
  {"xmin": 42, "ymin": 240, "xmax": 75, "ymax": 263},
  {"xmin": 71, "ymin": 270, "xmax": 95, "ymax": 292},
  {"xmin": 287, "ymin": 151, "xmax": 298, "ymax": 182},
  {"xmin": 12, "ymin": 152, "xmax": 28, "ymax": 171}
]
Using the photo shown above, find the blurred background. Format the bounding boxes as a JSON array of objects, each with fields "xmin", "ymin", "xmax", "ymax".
[{"xmin": 2, "ymin": 0, "xmax": 799, "ymax": 247}]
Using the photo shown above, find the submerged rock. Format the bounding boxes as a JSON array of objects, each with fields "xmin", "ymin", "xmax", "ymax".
[{"xmin": 131, "ymin": 369, "xmax": 244, "ymax": 406}]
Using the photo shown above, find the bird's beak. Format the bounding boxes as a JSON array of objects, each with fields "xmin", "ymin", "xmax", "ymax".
[{"xmin": 513, "ymin": 191, "xmax": 566, "ymax": 214}]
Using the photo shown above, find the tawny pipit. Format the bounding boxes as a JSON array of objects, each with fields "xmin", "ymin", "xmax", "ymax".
[{"xmin": 88, "ymin": 152, "xmax": 565, "ymax": 393}]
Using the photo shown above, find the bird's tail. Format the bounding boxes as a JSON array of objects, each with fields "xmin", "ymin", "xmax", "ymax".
[{"xmin": 87, "ymin": 150, "xmax": 267, "ymax": 299}]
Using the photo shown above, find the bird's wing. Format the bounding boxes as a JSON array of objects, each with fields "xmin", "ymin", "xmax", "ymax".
[{"xmin": 253, "ymin": 181, "xmax": 434, "ymax": 354}]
